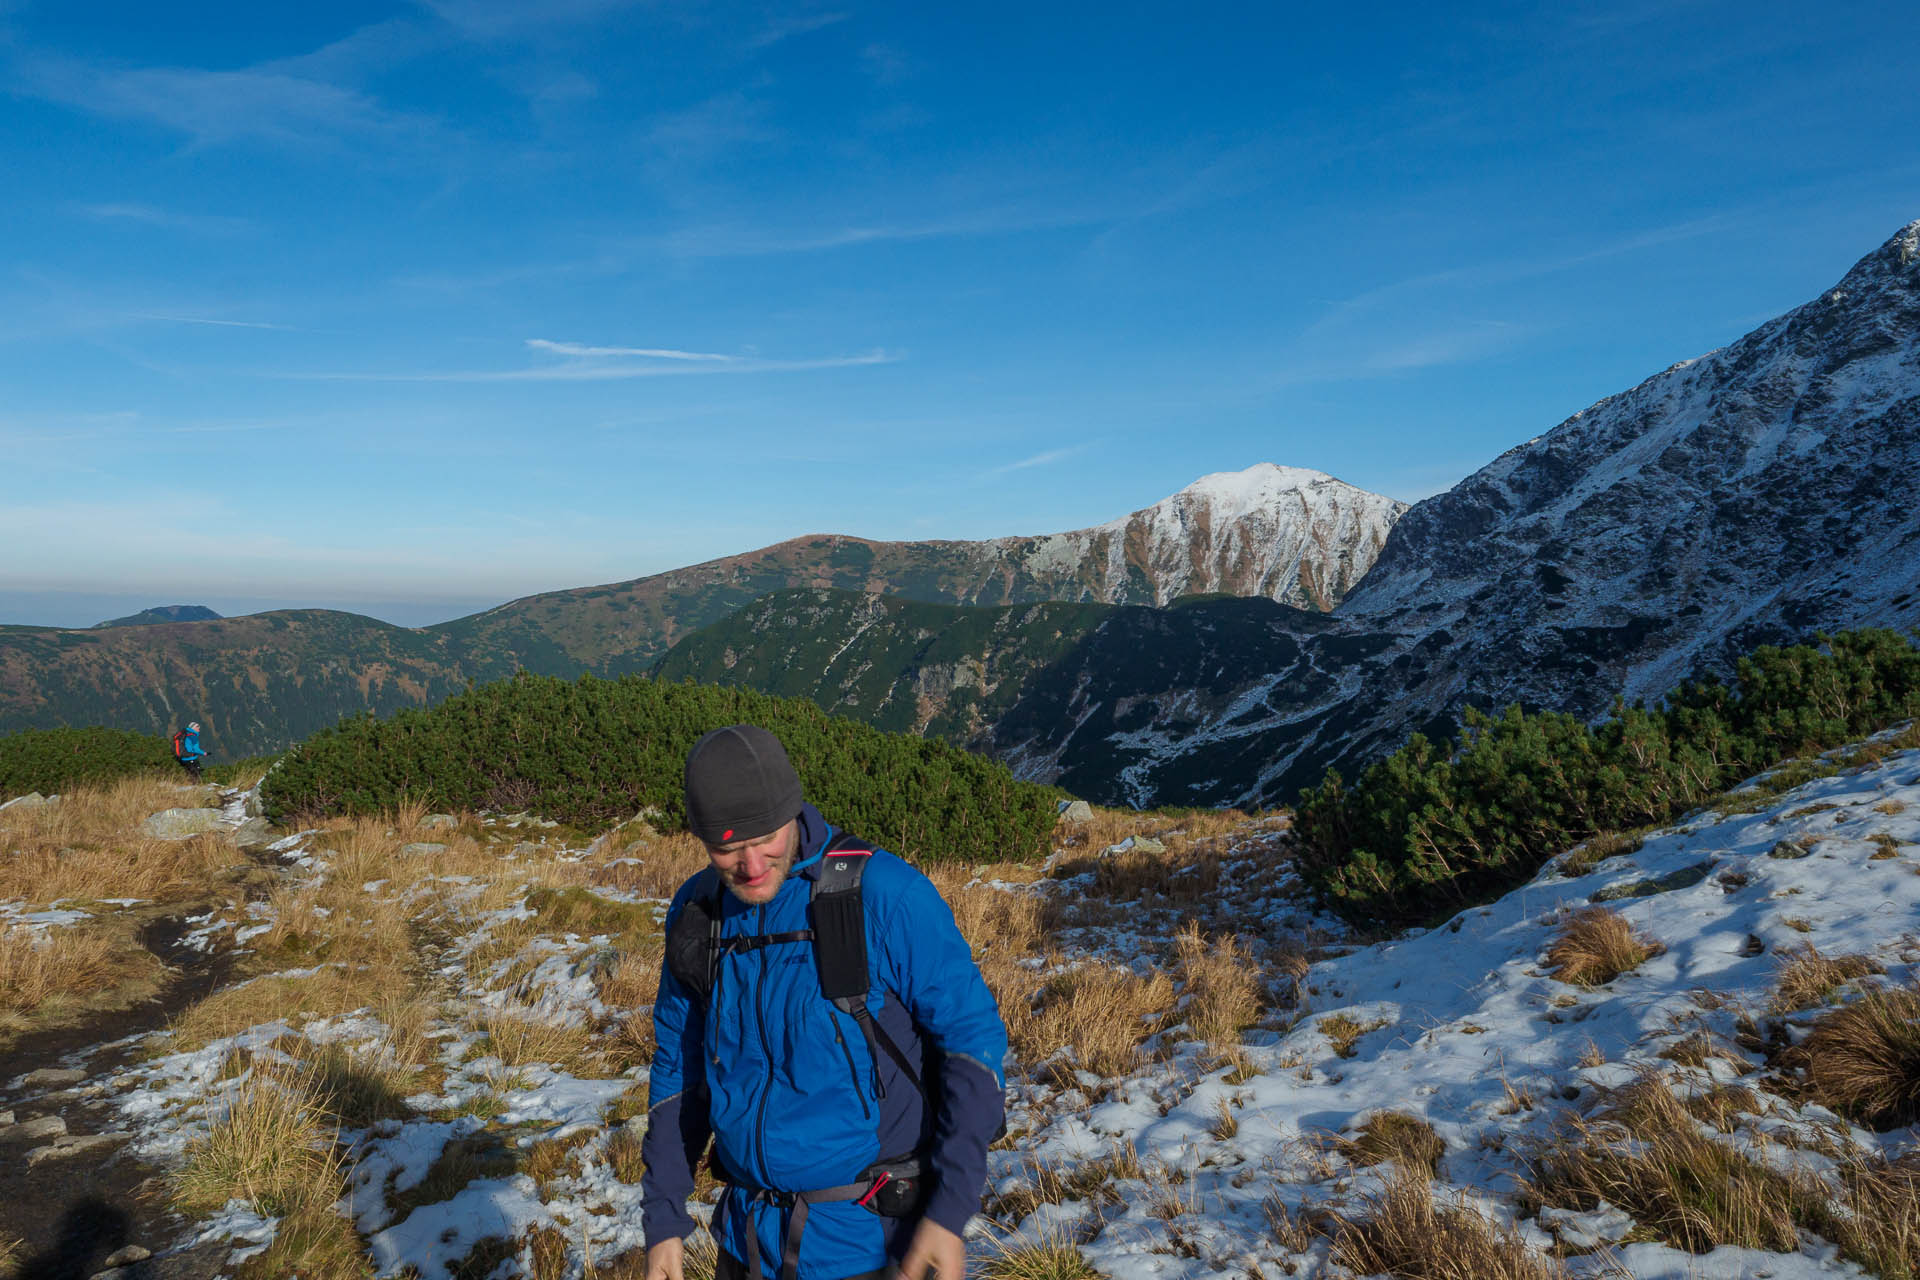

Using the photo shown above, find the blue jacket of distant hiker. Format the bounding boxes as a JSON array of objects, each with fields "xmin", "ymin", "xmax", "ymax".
[
  {"xmin": 640, "ymin": 802, "xmax": 1008, "ymax": 1279},
  {"xmin": 176, "ymin": 727, "xmax": 205, "ymax": 761}
]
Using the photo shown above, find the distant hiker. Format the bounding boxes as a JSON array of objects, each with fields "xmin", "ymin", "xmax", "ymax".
[
  {"xmin": 641, "ymin": 724, "xmax": 1007, "ymax": 1280},
  {"xmin": 172, "ymin": 722, "xmax": 206, "ymax": 782}
]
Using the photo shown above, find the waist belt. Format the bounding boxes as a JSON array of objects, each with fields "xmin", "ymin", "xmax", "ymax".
[{"xmin": 725, "ymin": 1158, "xmax": 924, "ymax": 1280}]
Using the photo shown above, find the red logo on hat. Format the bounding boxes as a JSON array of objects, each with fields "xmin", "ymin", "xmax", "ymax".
[{"xmin": 722, "ymin": 829, "xmax": 734, "ymax": 841}]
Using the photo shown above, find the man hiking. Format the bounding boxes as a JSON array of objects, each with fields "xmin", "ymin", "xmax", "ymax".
[
  {"xmin": 641, "ymin": 725, "xmax": 1008, "ymax": 1280},
  {"xmin": 172, "ymin": 722, "xmax": 207, "ymax": 782}
]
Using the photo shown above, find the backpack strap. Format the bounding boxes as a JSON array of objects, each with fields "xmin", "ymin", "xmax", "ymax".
[
  {"xmin": 810, "ymin": 834, "xmax": 923, "ymax": 1097},
  {"xmin": 663, "ymin": 868, "xmax": 723, "ymax": 1001}
]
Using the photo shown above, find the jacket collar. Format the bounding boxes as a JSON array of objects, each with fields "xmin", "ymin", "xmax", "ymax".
[{"xmin": 791, "ymin": 801, "xmax": 834, "ymax": 882}]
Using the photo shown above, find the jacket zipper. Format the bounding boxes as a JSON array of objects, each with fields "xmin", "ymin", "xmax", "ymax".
[
  {"xmin": 833, "ymin": 1017, "xmax": 873, "ymax": 1119},
  {"xmin": 752, "ymin": 901, "xmax": 775, "ymax": 1189}
]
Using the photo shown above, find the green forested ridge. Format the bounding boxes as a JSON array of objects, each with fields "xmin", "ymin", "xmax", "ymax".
[
  {"xmin": 260, "ymin": 673, "xmax": 1063, "ymax": 864},
  {"xmin": 1294, "ymin": 629, "xmax": 1920, "ymax": 926},
  {"xmin": 0, "ymin": 610, "xmax": 518, "ymax": 760},
  {"xmin": 0, "ymin": 726, "xmax": 178, "ymax": 795},
  {"xmin": 649, "ymin": 588, "xmax": 1116, "ymax": 741}
]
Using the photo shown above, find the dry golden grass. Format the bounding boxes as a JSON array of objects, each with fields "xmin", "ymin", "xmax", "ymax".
[
  {"xmin": 1678, "ymin": 1083, "xmax": 1762, "ymax": 1133},
  {"xmin": 1341, "ymin": 1111, "xmax": 1445, "ymax": 1176},
  {"xmin": 1822, "ymin": 1154, "xmax": 1920, "ymax": 1280},
  {"xmin": 233, "ymin": 1204, "xmax": 371, "ymax": 1280},
  {"xmin": 1779, "ymin": 979, "xmax": 1920, "ymax": 1129},
  {"xmin": 1318, "ymin": 1011, "xmax": 1388, "ymax": 1059},
  {"xmin": 979, "ymin": 1236, "xmax": 1104, "ymax": 1280},
  {"xmin": 1769, "ymin": 942, "xmax": 1883, "ymax": 1013},
  {"xmin": 588, "ymin": 831, "xmax": 710, "ymax": 899},
  {"xmin": 1530, "ymin": 1071, "xmax": 1920, "ymax": 1275},
  {"xmin": 1545, "ymin": 907, "xmax": 1664, "ymax": 987},
  {"xmin": 1053, "ymin": 804, "xmax": 1258, "ymax": 856},
  {"xmin": 170, "ymin": 964, "xmax": 412, "ymax": 1052},
  {"xmin": 305, "ymin": 1041, "xmax": 419, "ymax": 1127},
  {"xmin": 1527, "ymin": 1076, "xmax": 1803, "ymax": 1254},
  {"xmin": 386, "ymin": 1133, "xmax": 518, "ymax": 1222},
  {"xmin": 603, "ymin": 1009, "xmax": 656, "ymax": 1073},
  {"xmin": 0, "ymin": 832, "xmax": 234, "ymax": 908},
  {"xmin": 606, "ymin": 1127, "xmax": 646, "ymax": 1184},
  {"xmin": 926, "ymin": 865, "xmax": 1058, "ymax": 960},
  {"xmin": 172, "ymin": 1063, "xmax": 344, "ymax": 1217},
  {"xmin": 1171, "ymin": 923, "xmax": 1264, "ymax": 1055},
  {"xmin": 597, "ymin": 1234, "xmax": 720, "ymax": 1280},
  {"xmin": 475, "ymin": 1007, "xmax": 604, "ymax": 1076},
  {"xmin": 0, "ymin": 924, "xmax": 137, "ymax": 1020},
  {"xmin": 522, "ymin": 1131, "xmax": 594, "ymax": 1195},
  {"xmin": 1555, "ymin": 830, "xmax": 1645, "ymax": 878},
  {"xmin": 1326, "ymin": 1165, "xmax": 1570, "ymax": 1280},
  {"xmin": 596, "ymin": 946, "xmax": 663, "ymax": 1011},
  {"xmin": 0, "ymin": 776, "xmax": 239, "ymax": 905},
  {"xmin": 996, "ymin": 959, "xmax": 1174, "ymax": 1080},
  {"xmin": 985, "ymin": 1145, "xmax": 1143, "ymax": 1223},
  {"xmin": 524, "ymin": 1226, "xmax": 569, "ymax": 1280},
  {"xmin": 524, "ymin": 886, "xmax": 658, "ymax": 950}
]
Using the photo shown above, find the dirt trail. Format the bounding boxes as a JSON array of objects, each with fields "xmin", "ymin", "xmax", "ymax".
[{"xmin": 1, "ymin": 799, "xmax": 284, "ymax": 1280}]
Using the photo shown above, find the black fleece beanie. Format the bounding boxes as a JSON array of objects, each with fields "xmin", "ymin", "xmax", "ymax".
[{"xmin": 683, "ymin": 724, "xmax": 805, "ymax": 846}]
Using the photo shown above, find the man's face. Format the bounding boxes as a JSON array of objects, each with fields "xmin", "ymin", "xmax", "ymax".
[{"xmin": 706, "ymin": 818, "xmax": 798, "ymax": 905}]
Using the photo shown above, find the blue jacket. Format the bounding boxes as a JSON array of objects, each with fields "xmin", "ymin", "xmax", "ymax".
[
  {"xmin": 177, "ymin": 728, "xmax": 205, "ymax": 761},
  {"xmin": 640, "ymin": 803, "xmax": 1008, "ymax": 1278}
]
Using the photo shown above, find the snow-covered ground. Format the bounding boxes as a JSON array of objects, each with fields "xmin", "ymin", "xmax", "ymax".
[{"xmin": 8, "ymin": 735, "xmax": 1919, "ymax": 1278}]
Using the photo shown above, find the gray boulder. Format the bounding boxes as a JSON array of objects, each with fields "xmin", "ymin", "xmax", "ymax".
[
  {"xmin": 0, "ymin": 792, "xmax": 56, "ymax": 813},
  {"xmin": 142, "ymin": 808, "xmax": 225, "ymax": 840},
  {"xmin": 421, "ymin": 813, "xmax": 458, "ymax": 831},
  {"xmin": 1058, "ymin": 800, "xmax": 1095, "ymax": 823},
  {"xmin": 400, "ymin": 842, "xmax": 448, "ymax": 856},
  {"xmin": 228, "ymin": 817, "xmax": 274, "ymax": 851}
]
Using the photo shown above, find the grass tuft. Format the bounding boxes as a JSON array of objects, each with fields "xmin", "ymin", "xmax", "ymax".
[
  {"xmin": 1778, "ymin": 980, "xmax": 1920, "ymax": 1129},
  {"xmin": 172, "ymin": 1064, "xmax": 344, "ymax": 1218},
  {"xmin": 1769, "ymin": 942, "xmax": 1885, "ymax": 1014},
  {"xmin": 1341, "ymin": 1111, "xmax": 1445, "ymax": 1176},
  {"xmin": 1545, "ymin": 907, "xmax": 1663, "ymax": 987},
  {"xmin": 1326, "ymin": 1164, "xmax": 1568, "ymax": 1280}
]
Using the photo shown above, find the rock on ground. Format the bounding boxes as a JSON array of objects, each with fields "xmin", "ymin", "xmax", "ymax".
[{"xmin": 141, "ymin": 809, "xmax": 225, "ymax": 840}]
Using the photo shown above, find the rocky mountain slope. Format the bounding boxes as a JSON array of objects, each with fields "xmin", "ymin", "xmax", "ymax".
[
  {"xmin": 434, "ymin": 464, "xmax": 1399, "ymax": 672},
  {"xmin": 1000, "ymin": 219, "xmax": 1920, "ymax": 806},
  {"xmin": 0, "ymin": 468, "xmax": 1396, "ymax": 757}
]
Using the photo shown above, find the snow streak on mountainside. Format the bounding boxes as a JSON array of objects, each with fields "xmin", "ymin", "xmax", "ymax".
[
  {"xmin": 981, "ymin": 464, "xmax": 1405, "ymax": 612},
  {"xmin": 1000, "ymin": 219, "xmax": 1920, "ymax": 807}
]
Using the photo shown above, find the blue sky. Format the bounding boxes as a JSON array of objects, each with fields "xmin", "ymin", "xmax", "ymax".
[{"xmin": 4, "ymin": 0, "xmax": 1918, "ymax": 628}]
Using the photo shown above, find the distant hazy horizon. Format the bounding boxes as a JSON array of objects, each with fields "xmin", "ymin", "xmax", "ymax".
[{"xmin": 0, "ymin": 589, "xmax": 511, "ymax": 631}]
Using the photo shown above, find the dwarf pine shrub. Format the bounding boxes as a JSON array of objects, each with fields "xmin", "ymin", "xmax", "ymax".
[
  {"xmin": 1296, "ymin": 629, "xmax": 1920, "ymax": 925},
  {"xmin": 261, "ymin": 672, "xmax": 1061, "ymax": 864},
  {"xmin": 0, "ymin": 725, "xmax": 178, "ymax": 796}
]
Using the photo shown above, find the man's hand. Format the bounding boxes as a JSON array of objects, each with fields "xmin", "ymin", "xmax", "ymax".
[
  {"xmin": 896, "ymin": 1218, "xmax": 964, "ymax": 1280},
  {"xmin": 643, "ymin": 1238, "xmax": 684, "ymax": 1280}
]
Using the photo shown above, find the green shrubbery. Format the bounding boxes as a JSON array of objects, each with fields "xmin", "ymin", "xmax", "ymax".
[
  {"xmin": 1296, "ymin": 629, "xmax": 1920, "ymax": 926},
  {"xmin": 261, "ymin": 673, "xmax": 1062, "ymax": 864},
  {"xmin": 0, "ymin": 726, "xmax": 178, "ymax": 796}
]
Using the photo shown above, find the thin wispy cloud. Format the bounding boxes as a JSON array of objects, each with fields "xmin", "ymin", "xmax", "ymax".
[
  {"xmin": 13, "ymin": 50, "xmax": 443, "ymax": 150},
  {"xmin": 987, "ymin": 447, "xmax": 1082, "ymax": 476},
  {"xmin": 78, "ymin": 203, "xmax": 252, "ymax": 235},
  {"xmin": 655, "ymin": 204, "xmax": 1116, "ymax": 259},
  {"xmin": 525, "ymin": 339, "xmax": 739, "ymax": 361},
  {"xmin": 279, "ymin": 350, "xmax": 898, "ymax": 382},
  {"xmin": 420, "ymin": 0, "xmax": 641, "ymax": 41},
  {"xmin": 749, "ymin": 12, "xmax": 852, "ymax": 50},
  {"xmin": 130, "ymin": 313, "xmax": 297, "ymax": 331}
]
